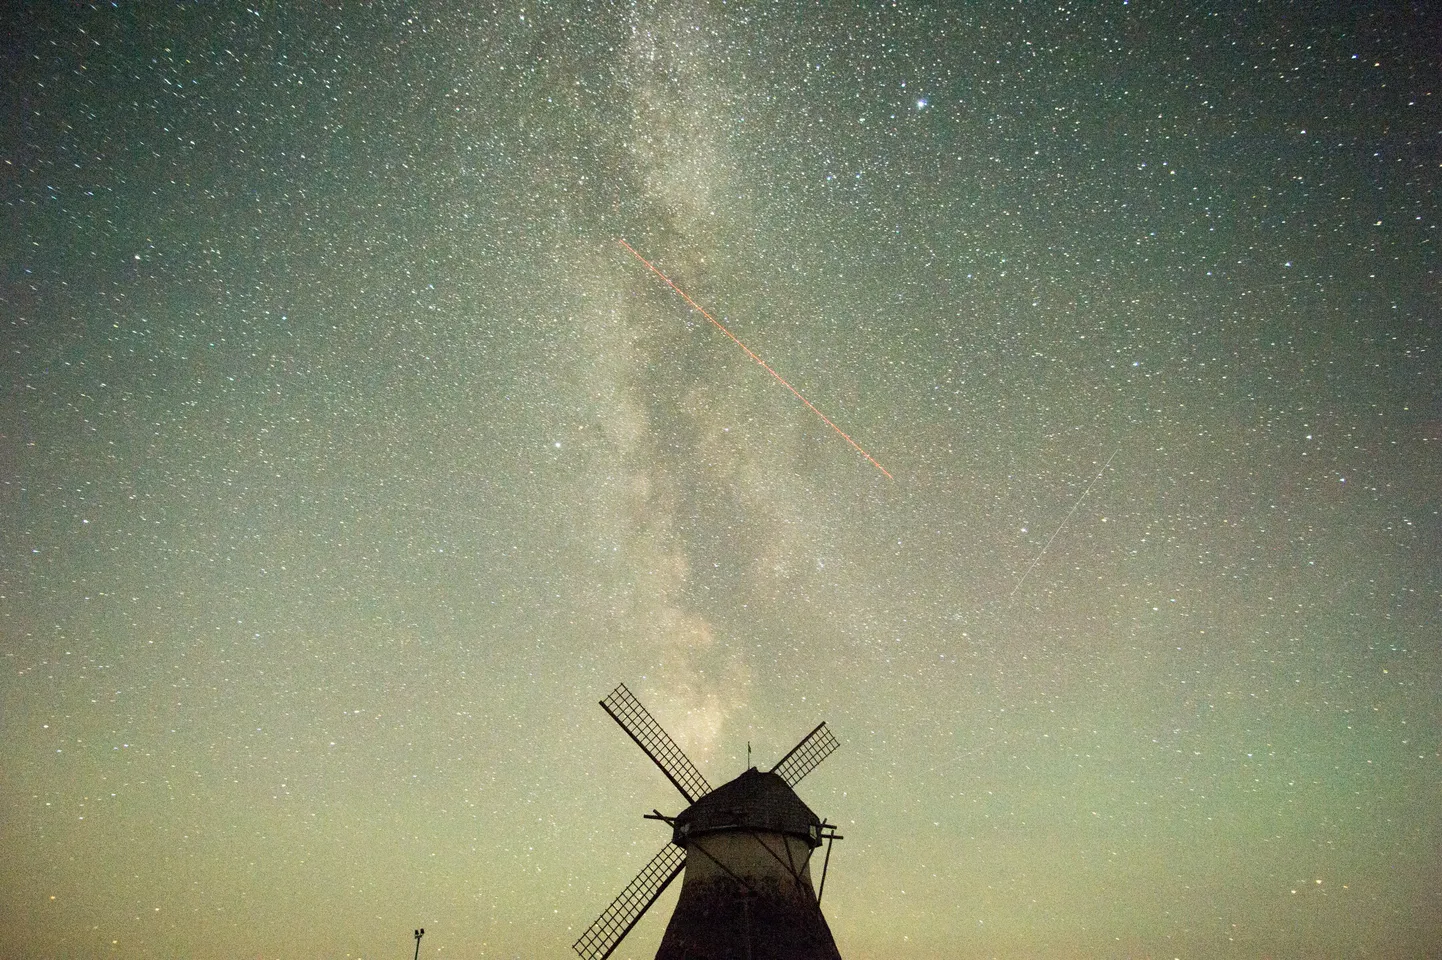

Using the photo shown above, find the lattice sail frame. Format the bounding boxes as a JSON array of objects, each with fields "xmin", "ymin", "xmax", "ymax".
[
  {"xmin": 601, "ymin": 684, "xmax": 713, "ymax": 803},
  {"xmin": 770, "ymin": 721, "xmax": 839, "ymax": 787},
  {"xmin": 572, "ymin": 843, "xmax": 686, "ymax": 960}
]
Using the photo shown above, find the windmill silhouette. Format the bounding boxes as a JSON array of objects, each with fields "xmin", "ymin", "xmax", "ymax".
[{"xmin": 574, "ymin": 684, "xmax": 844, "ymax": 960}]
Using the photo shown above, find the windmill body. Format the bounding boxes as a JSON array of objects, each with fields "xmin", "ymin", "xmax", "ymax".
[
  {"xmin": 657, "ymin": 768, "xmax": 842, "ymax": 960},
  {"xmin": 575, "ymin": 685, "xmax": 844, "ymax": 960}
]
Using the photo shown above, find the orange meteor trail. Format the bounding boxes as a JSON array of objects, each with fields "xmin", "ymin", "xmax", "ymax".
[{"xmin": 618, "ymin": 238, "xmax": 893, "ymax": 480}]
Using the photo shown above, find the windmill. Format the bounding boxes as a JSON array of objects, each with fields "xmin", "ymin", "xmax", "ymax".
[{"xmin": 574, "ymin": 684, "xmax": 844, "ymax": 960}]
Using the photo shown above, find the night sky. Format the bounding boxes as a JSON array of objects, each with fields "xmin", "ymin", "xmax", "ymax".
[{"xmin": 3, "ymin": 3, "xmax": 1439, "ymax": 959}]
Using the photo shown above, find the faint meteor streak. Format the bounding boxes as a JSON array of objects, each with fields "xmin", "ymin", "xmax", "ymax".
[
  {"xmin": 1009, "ymin": 447, "xmax": 1120, "ymax": 599},
  {"xmin": 617, "ymin": 238, "xmax": 893, "ymax": 480}
]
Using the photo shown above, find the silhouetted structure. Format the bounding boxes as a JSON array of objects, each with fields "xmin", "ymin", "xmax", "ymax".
[{"xmin": 574, "ymin": 684, "xmax": 844, "ymax": 960}]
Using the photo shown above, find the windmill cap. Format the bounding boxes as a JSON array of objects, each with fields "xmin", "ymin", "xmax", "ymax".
[{"xmin": 672, "ymin": 768, "xmax": 823, "ymax": 847}]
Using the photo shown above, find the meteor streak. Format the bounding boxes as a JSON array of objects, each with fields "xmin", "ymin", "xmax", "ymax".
[
  {"xmin": 618, "ymin": 238, "xmax": 892, "ymax": 480},
  {"xmin": 1009, "ymin": 447, "xmax": 1120, "ymax": 600}
]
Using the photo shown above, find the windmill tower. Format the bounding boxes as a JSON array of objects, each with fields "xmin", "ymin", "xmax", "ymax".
[{"xmin": 574, "ymin": 684, "xmax": 844, "ymax": 960}]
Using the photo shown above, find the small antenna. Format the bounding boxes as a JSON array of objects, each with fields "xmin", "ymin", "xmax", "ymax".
[
  {"xmin": 414, "ymin": 928, "xmax": 424, "ymax": 960},
  {"xmin": 747, "ymin": 741, "xmax": 752, "ymax": 770}
]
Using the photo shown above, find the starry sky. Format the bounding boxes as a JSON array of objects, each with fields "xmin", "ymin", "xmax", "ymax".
[{"xmin": 3, "ymin": 3, "xmax": 1439, "ymax": 959}]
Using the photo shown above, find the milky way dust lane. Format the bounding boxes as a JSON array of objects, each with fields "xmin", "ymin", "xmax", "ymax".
[{"xmin": 617, "ymin": 238, "xmax": 893, "ymax": 480}]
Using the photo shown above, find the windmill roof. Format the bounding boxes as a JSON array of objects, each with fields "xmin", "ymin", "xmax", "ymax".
[{"xmin": 673, "ymin": 768, "xmax": 822, "ymax": 846}]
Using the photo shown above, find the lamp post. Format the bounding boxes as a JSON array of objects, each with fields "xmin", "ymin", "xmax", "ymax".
[{"xmin": 413, "ymin": 928, "xmax": 424, "ymax": 960}]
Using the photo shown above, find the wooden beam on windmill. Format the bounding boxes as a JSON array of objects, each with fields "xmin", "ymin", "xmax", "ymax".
[
  {"xmin": 573, "ymin": 842, "xmax": 687, "ymax": 960},
  {"xmin": 770, "ymin": 721, "xmax": 840, "ymax": 787},
  {"xmin": 600, "ymin": 683, "xmax": 713, "ymax": 803}
]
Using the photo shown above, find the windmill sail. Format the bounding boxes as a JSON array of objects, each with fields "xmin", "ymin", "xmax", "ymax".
[
  {"xmin": 573, "ymin": 842, "xmax": 686, "ymax": 960},
  {"xmin": 601, "ymin": 684, "xmax": 712, "ymax": 803},
  {"xmin": 770, "ymin": 722, "xmax": 839, "ymax": 787}
]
